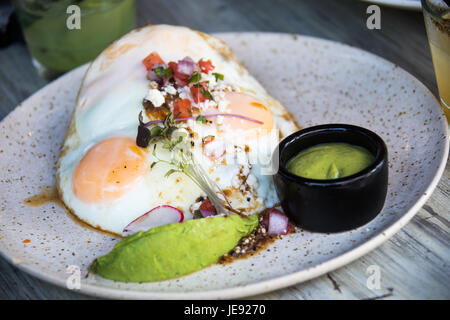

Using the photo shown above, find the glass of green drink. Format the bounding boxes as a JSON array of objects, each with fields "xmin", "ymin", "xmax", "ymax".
[{"xmin": 12, "ymin": 0, "xmax": 136, "ymax": 79}]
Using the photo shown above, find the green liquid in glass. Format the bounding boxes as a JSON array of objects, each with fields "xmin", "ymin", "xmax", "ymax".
[{"xmin": 14, "ymin": 0, "xmax": 136, "ymax": 73}]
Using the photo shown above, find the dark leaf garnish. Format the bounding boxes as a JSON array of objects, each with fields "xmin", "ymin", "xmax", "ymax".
[{"xmin": 136, "ymin": 123, "xmax": 151, "ymax": 148}]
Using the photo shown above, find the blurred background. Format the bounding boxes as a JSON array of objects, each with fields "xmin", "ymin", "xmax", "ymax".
[{"xmin": 0, "ymin": 0, "xmax": 440, "ymax": 120}]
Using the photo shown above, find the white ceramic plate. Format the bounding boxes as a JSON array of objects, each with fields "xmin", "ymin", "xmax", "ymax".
[
  {"xmin": 361, "ymin": 0, "xmax": 422, "ymax": 10},
  {"xmin": 0, "ymin": 33, "xmax": 448, "ymax": 299}
]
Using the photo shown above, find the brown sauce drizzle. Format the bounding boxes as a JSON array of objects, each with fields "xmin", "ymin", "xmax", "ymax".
[
  {"xmin": 219, "ymin": 213, "xmax": 292, "ymax": 265},
  {"xmin": 24, "ymin": 186, "xmax": 63, "ymax": 207},
  {"xmin": 24, "ymin": 186, "xmax": 121, "ymax": 238}
]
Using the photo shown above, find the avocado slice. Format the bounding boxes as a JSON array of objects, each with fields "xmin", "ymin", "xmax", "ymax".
[{"xmin": 91, "ymin": 214, "xmax": 259, "ymax": 282}]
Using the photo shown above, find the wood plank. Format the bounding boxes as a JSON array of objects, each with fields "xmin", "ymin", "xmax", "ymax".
[{"xmin": 0, "ymin": 0, "xmax": 447, "ymax": 299}]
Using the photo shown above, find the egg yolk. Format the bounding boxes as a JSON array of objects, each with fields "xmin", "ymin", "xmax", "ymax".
[
  {"xmin": 221, "ymin": 92, "xmax": 274, "ymax": 132},
  {"xmin": 73, "ymin": 137, "xmax": 147, "ymax": 203}
]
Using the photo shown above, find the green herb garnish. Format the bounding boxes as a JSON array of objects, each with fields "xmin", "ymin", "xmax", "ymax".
[
  {"xmin": 193, "ymin": 83, "xmax": 215, "ymax": 101},
  {"xmin": 189, "ymin": 72, "xmax": 201, "ymax": 83},
  {"xmin": 196, "ymin": 115, "xmax": 207, "ymax": 124},
  {"xmin": 144, "ymin": 116, "xmax": 232, "ymax": 215},
  {"xmin": 153, "ymin": 66, "xmax": 173, "ymax": 79},
  {"xmin": 212, "ymin": 72, "xmax": 224, "ymax": 81},
  {"xmin": 136, "ymin": 111, "xmax": 236, "ymax": 217}
]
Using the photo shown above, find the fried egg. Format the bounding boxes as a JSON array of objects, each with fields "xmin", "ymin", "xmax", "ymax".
[{"xmin": 56, "ymin": 25, "xmax": 299, "ymax": 236}]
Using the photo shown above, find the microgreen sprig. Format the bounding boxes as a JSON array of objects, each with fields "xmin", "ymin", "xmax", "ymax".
[{"xmin": 137, "ymin": 112, "xmax": 237, "ymax": 216}]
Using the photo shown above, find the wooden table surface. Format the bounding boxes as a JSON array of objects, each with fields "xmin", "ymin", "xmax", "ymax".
[{"xmin": 0, "ymin": 0, "xmax": 448, "ymax": 300}]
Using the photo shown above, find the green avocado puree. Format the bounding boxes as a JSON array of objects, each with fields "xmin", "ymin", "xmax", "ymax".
[
  {"xmin": 286, "ymin": 143, "xmax": 374, "ymax": 180},
  {"xmin": 91, "ymin": 214, "xmax": 259, "ymax": 282}
]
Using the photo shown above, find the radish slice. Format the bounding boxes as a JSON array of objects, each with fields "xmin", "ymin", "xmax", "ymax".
[
  {"xmin": 123, "ymin": 205, "xmax": 184, "ymax": 234},
  {"xmin": 263, "ymin": 209, "xmax": 290, "ymax": 236}
]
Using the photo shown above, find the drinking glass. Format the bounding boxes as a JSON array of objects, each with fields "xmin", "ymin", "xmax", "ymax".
[
  {"xmin": 422, "ymin": 0, "xmax": 450, "ymax": 123},
  {"xmin": 12, "ymin": 0, "xmax": 136, "ymax": 79}
]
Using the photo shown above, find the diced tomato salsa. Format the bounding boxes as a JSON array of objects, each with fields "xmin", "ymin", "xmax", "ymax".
[
  {"xmin": 142, "ymin": 52, "xmax": 164, "ymax": 71},
  {"xmin": 198, "ymin": 59, "xmax": 214, "ymax": 74},
  {"xmin": 173, "ymin": 99, "xmax": 192, "ymax": 118},
  {"xmin": 190, "ymin": 82, "xmax": 210, "ymax": 103},
  {"xmin": 199, "ymin": 198, "xmax": 216, "ymax": 213}
]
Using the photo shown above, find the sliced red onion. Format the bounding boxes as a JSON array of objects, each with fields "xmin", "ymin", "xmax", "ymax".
[
  {"xmin": 177, "ymin": 57, "xmax": 195, "ymax": 76},
  {"xmin": 143, "ymin": 113, "xmax": 263, "ymax": 127},
  {"xmin": 123, "ymin": 205, "xmax": 184, "ymax": 234},
  {"xmin": 199, "ymin": 209, "xmax": 216, "ymax": 218},
  {"xmin": 263, "ymin": 209, "xmax": 289, "ymax": 236},
  {"xmin": 174, "ymin": 76, "xmax": 187, "ymax": 87}
]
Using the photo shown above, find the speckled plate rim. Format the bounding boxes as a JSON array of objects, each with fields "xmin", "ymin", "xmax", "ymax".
[
  {"xmin": 360, "ymin": 0, "xmax": 422, "ymax": 11},
  {"xmin": 0, "ymin": 32, "xmax": 448, "ymax": 299}
]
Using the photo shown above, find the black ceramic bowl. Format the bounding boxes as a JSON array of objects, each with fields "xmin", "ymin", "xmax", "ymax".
[{"xmin": 272, "ymin": 124, "xmax": 388, "ymax": 233}]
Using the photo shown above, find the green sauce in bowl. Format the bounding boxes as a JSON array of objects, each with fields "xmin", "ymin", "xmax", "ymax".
[{"xmin": 286, "ymin": 143, "xmax": 374, "ymax": 180}]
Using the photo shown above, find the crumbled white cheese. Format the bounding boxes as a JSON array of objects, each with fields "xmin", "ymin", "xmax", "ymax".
[
  {"xmin": 145, "ymin": 89, "xmax": 165, "ymax": 107},
  {"xmin": 163, "ymin": 85, "xmax": 177, "ymax": 95},
  {"xmin": 203, "ymin": 138, "xmax": 225, "ymax": 158},
  {"xmin": 187, "ymin": 119, "xmax": 195, "ymax": 127},
  {"xmin": 198, "ymin": 99, "xmax": 217, "ymax": 110},
  {"xmin": 202, "ymin": 73, "xmax": 217, "ymax": 88},
  {"xmin": 178, "ymin": 86, "xmax": 191, "ymax": 101}
]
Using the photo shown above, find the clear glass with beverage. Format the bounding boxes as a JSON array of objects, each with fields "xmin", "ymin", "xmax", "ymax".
[
  {"xmin": 12, "ymin": 0, "xmax": 136, "ymax": 79},
  {"xmin": 422, "ymin": 0, "xmax": 450, "ymax": 123}
]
